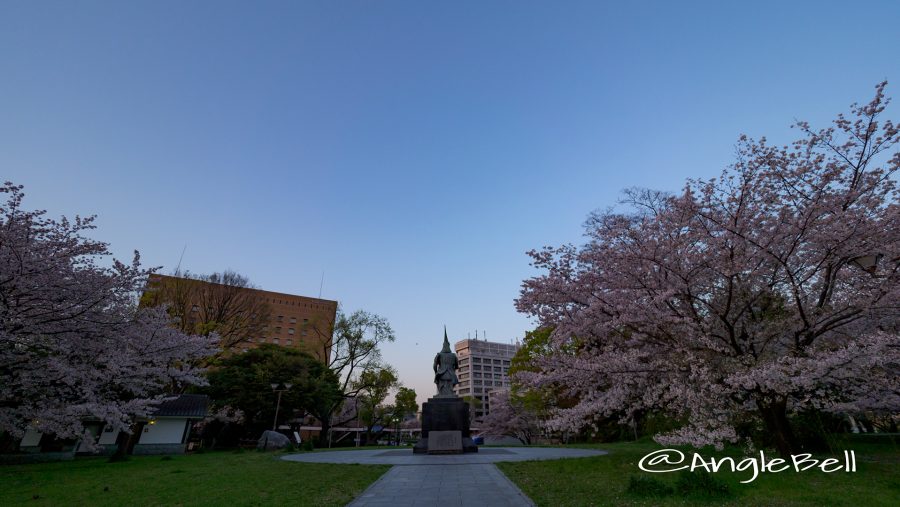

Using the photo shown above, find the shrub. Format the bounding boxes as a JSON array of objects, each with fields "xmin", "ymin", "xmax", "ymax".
[
  {"xmin": 675, "ymin": 470, "xmax": 732, "ymax": 498},
  {"xmin": 302, "ymin": 440, "xmax": 314, "ymax": 452},
  {"xmin": 625, "ymin": 475, "xmax": 673, "ymax": 497}
]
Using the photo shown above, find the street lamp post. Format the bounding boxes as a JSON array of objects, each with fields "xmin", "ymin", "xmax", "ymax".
[{"xmin": 271, "ymin": 382, "xmax": 293, "ymax": 431}]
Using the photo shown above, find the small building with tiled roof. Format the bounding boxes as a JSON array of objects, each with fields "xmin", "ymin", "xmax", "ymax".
[
  {"xmin": 129, "ymin": 394, "xmax": 209, "ymax": 455},
  {"xmin": 18, "ymin": 394, "xmax": 210, "ymax": 458}
]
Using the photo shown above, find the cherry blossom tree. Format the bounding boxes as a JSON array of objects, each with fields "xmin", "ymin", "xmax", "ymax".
[
  {"xmin": 516, "ymin": 83, "xmax": 900, "ymax": 456},
  {"xmin": 0, "ymin": 182, "xmax": 217, "ymax": 449},
  {"xmin": 479, "ymin": 389, "xmax": 543, "ymax": 445}
]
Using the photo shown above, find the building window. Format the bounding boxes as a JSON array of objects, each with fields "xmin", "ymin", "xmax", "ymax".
[
  {"xmin": 290, "ymin": 317, "xmax": 297, "ymax": 324},
  {"xmin": 273, "ymin": 338, "xmax": 280, "ymax": 344},
  {"xmin": 286, "ymin": 339, "xmax": 293, "ymax": 345},
  {"xmin": 288, "ymin": 328, "xmax": 295, "ymax": 335},
  {"xmin": 275, "ymin": 327, "xmax": 282, "ymax": 333},
  {"xmin": 301, "ymin": 330, "xmax": 307, "ymax": 336},
  {"xmin": 277, "ymin": 315, "xmax": 283, "ymax": 322}
]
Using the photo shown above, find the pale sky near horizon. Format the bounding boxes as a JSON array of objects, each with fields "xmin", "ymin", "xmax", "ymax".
[{"xmin": 2, "ymin": 1, "xmax": 899, "ymax": 404}]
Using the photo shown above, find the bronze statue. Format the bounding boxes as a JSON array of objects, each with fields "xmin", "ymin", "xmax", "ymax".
[
  {"xmin": 413, "ymin": 327, "xmax": 477, "ymax": 453},
  {"xmin": 433, "ymin": 327, "xmax": 459, "ymax": 397}
]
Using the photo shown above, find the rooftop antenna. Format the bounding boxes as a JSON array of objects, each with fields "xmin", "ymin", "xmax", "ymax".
[
  {"xmin": 318, "ymin": 271, "xmax": 325, "ymax": 298},
  {"xmin": 174, "ymin": 244, "xmax": 187, "ymax": 275}
]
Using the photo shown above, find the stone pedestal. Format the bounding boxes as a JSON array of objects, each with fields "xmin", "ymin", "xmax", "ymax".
[
  {"xmin": 427, "ymin": 430, "xmax": 463, "ymax": 454},
  {"xmin": 413, "ymin": 396, "xmax": 478, "ymax": 454}
]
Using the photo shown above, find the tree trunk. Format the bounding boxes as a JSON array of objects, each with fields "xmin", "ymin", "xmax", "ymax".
[
  {"xmin": 318, "ymin": 417, "xmax": 331, "ymax": 447},
  {"xmin": 756, "ymin": 397, "xmax": 797, "ymax": 457},
  {"xmin": 112, "ymin": 422, "xmax": 145, "ymax": 459},
  {"xmin": 0, "ymin": 431, "xmax": 17, "ymax": 454}
]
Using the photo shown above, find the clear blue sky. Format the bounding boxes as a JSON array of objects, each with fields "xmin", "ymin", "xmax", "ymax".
[{"xmin": 2, "ymin": 1, "xmax": 898, "ymax": 403}]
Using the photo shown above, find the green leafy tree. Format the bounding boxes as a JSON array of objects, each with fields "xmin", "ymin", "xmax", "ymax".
[
  {"xmin": 204, "ymin": 345, "xmax": 340, "ymax": 437},
  {"xmin": 355, "ymin": 367, "xmax": 399, "ymax": 444},
  {"xmin": 308, "ymin": 309, "xmax": 396, "ymax": 445},
  {"xmin": 508, "ymin": 327, "xmax": 561, "ymax": 415},
  {"xmin": 387, "ymin": 387, "xmax": 419, "ymax": 445},
  {"xmin": 393, "ymin": 387, "xmax": 418, "ymax": 419},
  {"xmin": 509, "ymin": 327, "xmax": 554, "ymax": 376}
]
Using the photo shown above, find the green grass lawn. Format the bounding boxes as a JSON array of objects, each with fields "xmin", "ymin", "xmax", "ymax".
[
  {"xmin": 497, "ymin": 437, "xmax": 900, "ymax": 506},
  {"xmin": 4, "ymin": 439, "xmax": 897, "ymax": 506},
  {"xmin": 0, "ymin": 450, "xmax": 389, "ymax": 506}
]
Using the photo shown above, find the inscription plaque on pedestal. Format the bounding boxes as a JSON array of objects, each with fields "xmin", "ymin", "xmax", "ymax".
[{"xmin": 427, "ymin": 430, "xmax": 463, "ymax": 454}]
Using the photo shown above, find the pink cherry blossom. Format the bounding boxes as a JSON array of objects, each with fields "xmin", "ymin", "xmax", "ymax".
[
  {"xmin": 0, "ymin": 183, "xmax": 218, "ymax": 447},
  {"xmin": 516, "ymin": 83, "xmax": 900, "ymax": 456}
]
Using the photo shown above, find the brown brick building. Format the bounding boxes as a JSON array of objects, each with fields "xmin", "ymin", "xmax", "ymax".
[{"xmin": 144, "ymin": 274, "xmax": 338, "ymax": 363}]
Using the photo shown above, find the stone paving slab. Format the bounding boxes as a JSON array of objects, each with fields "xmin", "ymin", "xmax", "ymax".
[
  {"xmin": 283, "ymin": 447, "xmax": 606, "ymax": 506},
  {"xmin": 347, "ymin": 463, "xmax": 535, "ymax": 507},
  {"xmin": 281, "ymin": 446, "xmax": 606, "ymax": 465}
]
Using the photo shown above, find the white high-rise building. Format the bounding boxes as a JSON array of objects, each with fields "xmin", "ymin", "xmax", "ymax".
[{"xmin": 453, "ymin": 338, "xmax": 520, "ymax": 420}]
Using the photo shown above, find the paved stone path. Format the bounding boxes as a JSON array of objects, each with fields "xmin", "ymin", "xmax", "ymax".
[
  {"xmin": 281, "ymin": 447, "xmax": 607, "ymax": 506},
  {"xmin": 348, "ymin": 463, "xmax": 534, "ymax": 507}
]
